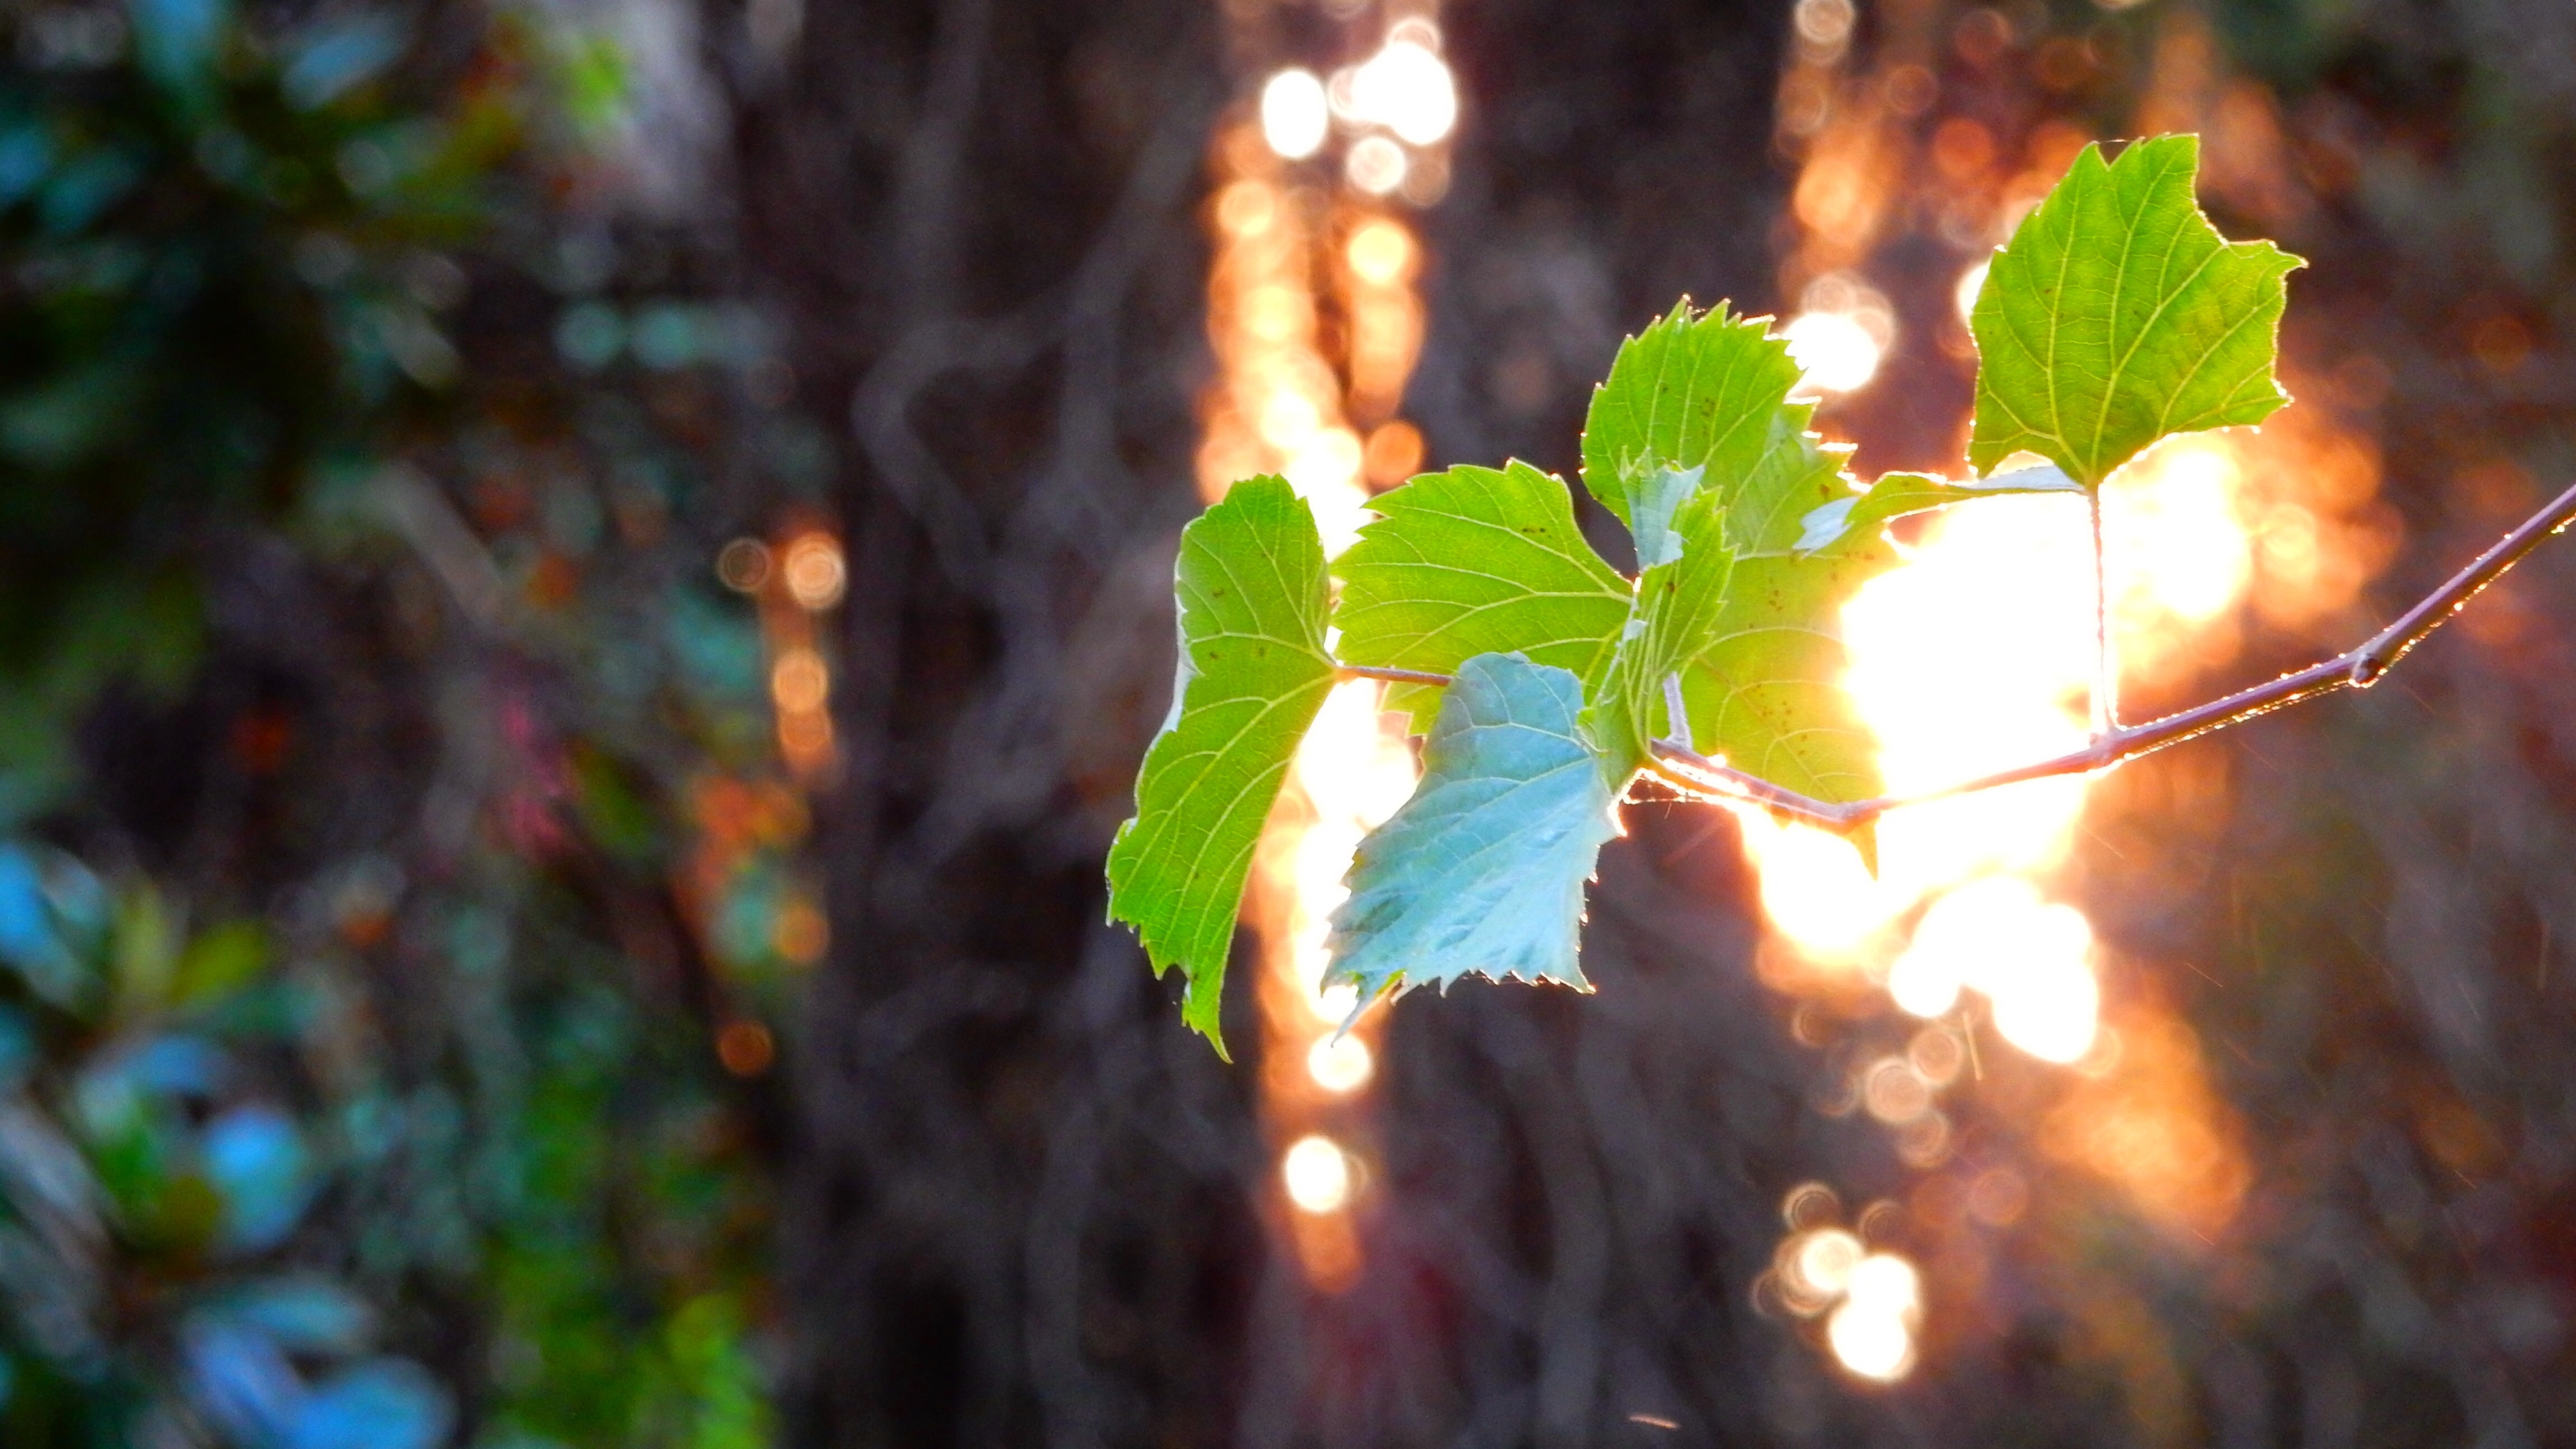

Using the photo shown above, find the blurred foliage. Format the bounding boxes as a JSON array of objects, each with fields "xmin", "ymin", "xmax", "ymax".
[{"xmin": 0, "ymin": 0, "xmax": 805, "ymax": 1443}]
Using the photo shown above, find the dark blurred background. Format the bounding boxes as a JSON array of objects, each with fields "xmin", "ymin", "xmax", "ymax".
[{"xmin": 1, "ymin": 0, "xmax": 2572, "ymax": 1444}]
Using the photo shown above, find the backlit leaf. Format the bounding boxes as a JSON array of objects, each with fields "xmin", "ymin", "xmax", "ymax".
[
  {"xmin": 1675, "ymin": 504, "xmax": 1896, "ymax": 872},
  {"xmin": 1584, "ymin": 487, "xmax": 1737, "ymax": 783},
  {"xmin": 1590, "ymin": 423, "xmax": 1916, "ymax": 869},
  {"xmin": 1580, "ymin": 301, "xmax": 1802, "ymax": 530},
  {"xmin": 1107, "ymin": 475, "xmax": 1337, "ymax": 1052},
  {"xmin": 1326, "ymin": 653, "xmax": 1618, "ymax": 1003},
  {"xmin": 1968, "ymin": 135, "xmax": 2303, "ymax": 488},
  {"xmin": 1332, "ymin": 461, "xmax": 1632, "ymax": 731}
]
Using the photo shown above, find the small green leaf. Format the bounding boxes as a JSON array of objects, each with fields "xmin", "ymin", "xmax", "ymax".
[
  {"xmin": 1326, "ymin": 653, "xmax": 1619, "ymax": 1003},
  {"xmin": 1584, "ymin": 486, "xmax": 1736, "ymax": 783},
  {"xmin": 1580, "ymin": 301, "xmax": 1803, "ymax": 529},
  {"xmin": 1333, "ymin": 461, "xmax": 1633, "ymax": 731},
  {"xmin": 1588, "ymin": 423, "xmax": 1915, "ymax": 870},
  {"xmin": 1795, "ymin": 462, "xmax": 2083, "ymax": 554},
  {"xmin": 1107, "ymin": 475, "xmax": 1338, "ymax": 1053},
  {"xmin": 1968, "ymin": 135, "xmax": 2304, "ymax": 488},
  {"xmin": 1624, "ymin": 464, "xmax": 1703, "ymax": 569}
]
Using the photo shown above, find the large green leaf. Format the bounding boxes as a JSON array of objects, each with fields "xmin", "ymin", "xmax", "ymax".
[
  {"xmin": 1325, "ymin": 653, "xmax": 1619, "ymax": 1004},
  {"xmin": 1580, "ymin": 301, "xmax": 1803, "ymax": 529},
  {"xmin": 1106, "ymin": 475, "xmax": 1337, "ymax": 1052},
  {"xmin": 1967, "ymin": 135, "xmax": 2303, "ymax": 487},
  {"xmin": 1332, "ymin": 461, "xmax": 1633, "ymax": 732}
]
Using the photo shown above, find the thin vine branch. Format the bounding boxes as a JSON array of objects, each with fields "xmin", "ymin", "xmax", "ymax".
[{"xmin": 1340, "ymin": 477, "xmax": 2576, "ymax": 833}]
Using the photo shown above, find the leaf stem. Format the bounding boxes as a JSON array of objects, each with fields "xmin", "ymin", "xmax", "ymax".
[
  {"xmin": 1643, "ymin": 476, "xmax": 2576, "ymax": 830},
  {"xmin": 1337, "ymin": 664, "xmax": 1457, "ymax": 686},
  {"xmin": 2091, "ymin": 487, "xmax": 2118, "ymax": 735}
]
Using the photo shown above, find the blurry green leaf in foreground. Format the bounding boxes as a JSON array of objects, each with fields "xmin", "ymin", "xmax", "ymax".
[
  {"xmin": 1326, "ymin": 653, "xmax": 1618, "ymax": 1005},
  {"xmin": 1968, "ymin": 135, "xmax": 2303, "ymax": 487},
  {"xmin": 1107, "ymin": 475, "xmax": 1336, "ymax": 1052},
  {"xmin": 1332, "ymin": 461, "xmax": 1632, "ymax": 731}
]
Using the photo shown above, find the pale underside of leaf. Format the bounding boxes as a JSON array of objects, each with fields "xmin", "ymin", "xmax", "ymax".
[
  {"xmin": 1106, "ymin": 475, "xmax": 1337, "ymax": 1053},
  {"xmin": 1332, "ymin": 460, "xmax": 1633, "ymax": 731},
  {"xmin": 1968, "ymin": 134, "xmax": 2303, "ymax": 488},
  {"xmin": 1625, "ymin": 463, "xmax": 1702, "ymax": 569},
  {"xmin": 1326, "ymin": 653, "xmax": 1619, "ymax": 1005}
]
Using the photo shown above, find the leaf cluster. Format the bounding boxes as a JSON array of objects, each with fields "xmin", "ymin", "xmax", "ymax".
[{"xmin": 1110, "ymin": 135, "xmax": 2301, "ymax": 1053}]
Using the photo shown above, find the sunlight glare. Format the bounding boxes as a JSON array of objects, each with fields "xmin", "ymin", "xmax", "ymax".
[
  {"xmin": 1348, "ymin": 37, "xmax": 1457, "ymax": 146},
  {"xmin": 1827, "ymin": 1301, "xmax": 1916, "ymax": 1381},
  {"xmin": 1782, "ymin": 309, "xmax": 1882, "ymax": 394},
  {"xmin": 1953, "ymin": 259, "xmax": 1989, "ymax": 325},
  {"xmin": 1261, "ymin": 69, "xmax": 1330, "ymax": 160},
  {"xmin": 1306, "ymin": 1033, "xmax": 1375, "ymax": 1093},
  {"xmin": 1345, "ymin": 135, "xmax": 1408, "ymax": 196},
  {"xmin": 1283, "ymin": 1134, "xmax": 1355, "ymax": 1214}
]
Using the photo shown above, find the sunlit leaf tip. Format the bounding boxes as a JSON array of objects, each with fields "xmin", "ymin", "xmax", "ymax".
[
  {"xmin": 1967, "ymin": 134, "xmax": 2304, "ymax": 490},
  {"xmin": 1580, "ymin": 298, "xmax": 1803, "ymax": 531},
  {"xmin": 1105, "ymin": 474, "xmax": 1337, "ymax": 1055}
]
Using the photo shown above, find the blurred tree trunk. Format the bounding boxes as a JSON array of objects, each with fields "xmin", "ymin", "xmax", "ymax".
[
  {"xmin": 726, "ymin": 1, "xmax": 1806, "ymax": 1444},
  {"xmin": 729, "ymin": 2, "xmax": 1251, "ymax": 1444},
  {"xmin": 725, "ymin": 0, "xmax": 2576, "ymax": 1444}
]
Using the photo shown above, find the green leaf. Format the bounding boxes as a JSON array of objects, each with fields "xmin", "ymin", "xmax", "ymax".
[
  {"xmin": 1584, "ymin": 416, "xmax": 1857, "ymax": 779},
  {"xmin": 1675, "ymin": 509, "xmax": 1895, "ymax": 872},
  {"xmin": 1332, "ymin": 461, "xmax": 1633, "ymax": 732},
  {"xmin": 1325, "ymin": 653, "xmax": 1619, "ymax": 1003},
  {"xmin": 175, "ymin": 919, "xmax": 268, "ymax": 1006},
  {"xmin": 1717, "ymin": 408, "xmax": 1855, "ymax": 554},
  {"xmin": 1794, "ymin": 462, "xmax": 2083, "ymax": 554},
  {"xmin": 1588, "ymin": 424, "xmax": 1922, "ymax": 871},
  {"xmin": 1584, "ymin": 486, "xmax": 1737, "ymax": 783},
  {"xmin": 1580, "ymin": 301, "xmax": 1803, "ymax": 529},
  {"xmin": 1968, "ymin": 135, "xmax": 2304, "ymax": 488},
  {"xmin": 1106, "ymin": 475, "xmax": 1338, "ymax": 1053},
  {"xmin": 1625, "ymin": 464, "xmax": 1702, "ymax": 569}
]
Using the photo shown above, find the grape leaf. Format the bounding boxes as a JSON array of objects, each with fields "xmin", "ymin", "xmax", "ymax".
[
  {"xmin": 1590, "ymin": 424, "xmax": 1936, "ymax": 870},
  {"xmin": 1585, "ymin": 409, "xmax": 1861, "ymax": 773},
  {"xmin": 1106, "ymin": 475, "xmax": 1337, "ymax": 1053},
  {"xmin": 1676, "ymin": 488, "xmax": 1896, "ymax": 871},
  {"xmin": 1584, "ymin": 485, "xmax": 1737, "ymax": 783},
  {"xmin": 1325, "ymin": 653, "xmax": 1619, "ymax": 1003},
  {"xmin": 1580, "ymin": 301, "xmax": 1803, "ymax": 529},
  {"xmin": 1332, "ymin": 461, "xmax": 1633, "ymax": 732},
  {"xmin": 1968, "ymin": 135, "xmax": 2303, "ymax": 488}
]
